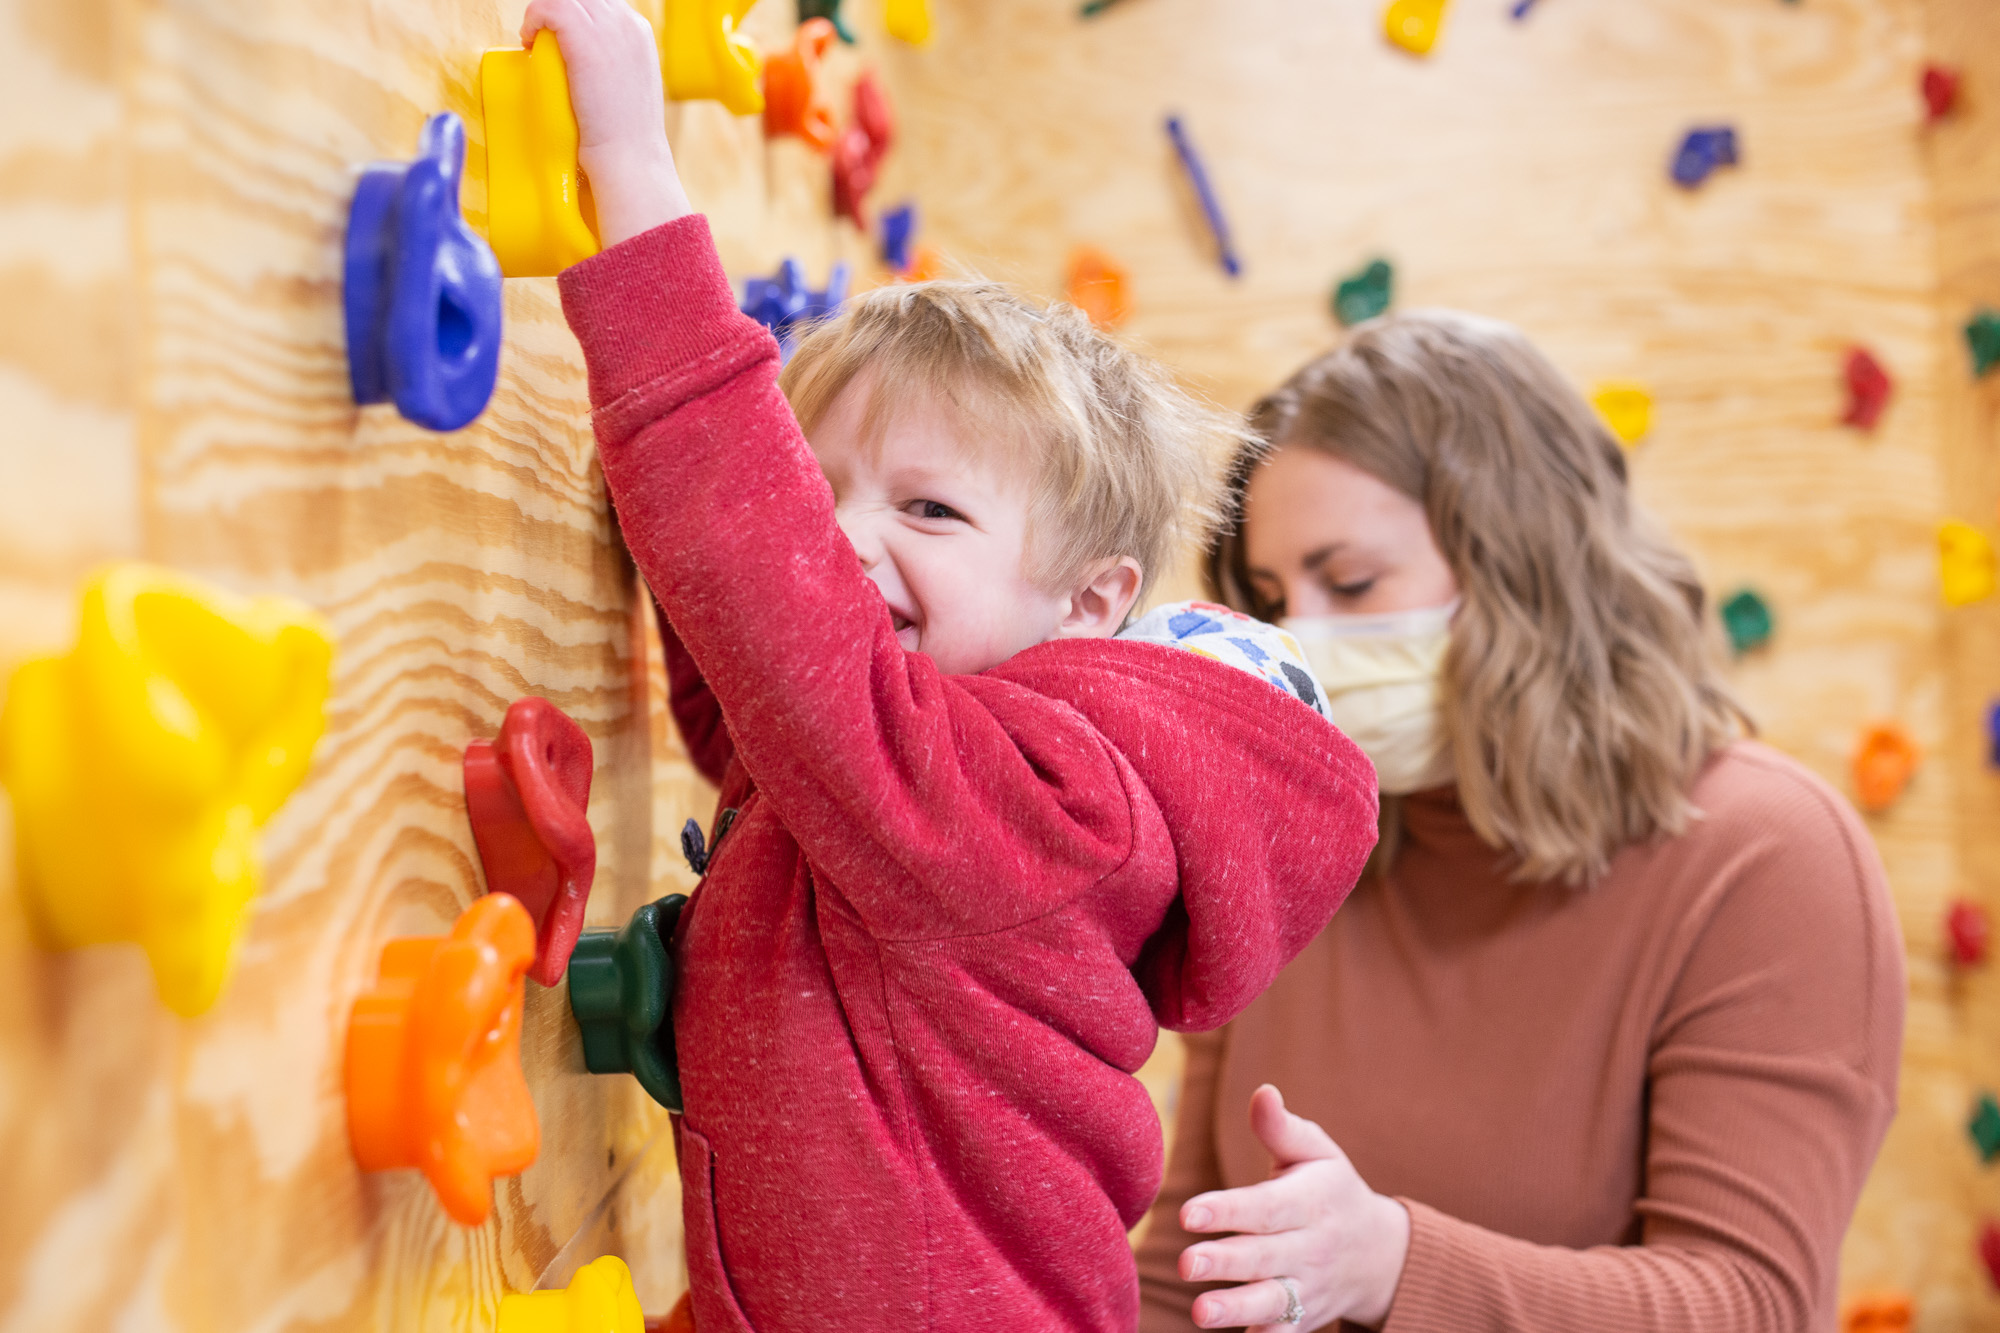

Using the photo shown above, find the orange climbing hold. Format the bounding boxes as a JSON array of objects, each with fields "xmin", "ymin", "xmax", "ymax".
[
  {"xmin": 1852, "ymin": 723, "xmax": 1920, "ymax": 815},
  {"xmin": 345, "ymin": 893, "xmax": 540, "ymax": 1226},
  {"xmin": 763, "ymin": 18, "xmax": 839, "ymax": 151},
  {"xmin": 1065, "ymin": 247, "xmax": 1131, "ymax": 330},
  {"xmin": 1842, "ymin": 1291, "xmax": 1912, "ymax": 1333}
]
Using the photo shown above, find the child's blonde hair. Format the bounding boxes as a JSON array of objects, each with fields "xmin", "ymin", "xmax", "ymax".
[{"xmin": 780, "ymin": 280, "xmax": 1244, "ymax": 602}]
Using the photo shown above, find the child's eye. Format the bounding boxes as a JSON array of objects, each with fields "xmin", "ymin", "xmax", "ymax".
[{"xmin": 913, "ymin": 500, "xmax": 963, "ymax": 522}]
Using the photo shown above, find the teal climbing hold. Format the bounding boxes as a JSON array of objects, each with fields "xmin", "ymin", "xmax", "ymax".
[
  {"xmin": 1333, "ymin": 259, "xmax": 1394, "ymax": 328},
  {"xmin": 1720, "ymin": 589, "xmax": 1773, "ymax": 656},
  {"xmin": 1974, "ymin": 1091, "xmax": 2000, "ymax": 1163},
  {"xmin": 568, "ymin": 893, "xmax": 688, "ymax": 1112},
  {"xmin": 1969, "ymin": 310, "xmax": 2000, "ymax": 378}
]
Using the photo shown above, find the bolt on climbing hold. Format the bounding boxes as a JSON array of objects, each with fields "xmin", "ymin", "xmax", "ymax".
[
  {"xmin": 662, "ymin": 0, "xmax": 764, "ymax": 116},
  {"xmin": 1939, "ymin": 520, "xmax": 1997, "ymax": 606},
  {"xmin": 798, "ymin": 0, "xmax": 856, "ymax": 44},
  {"xmin": 1719, "ymin": 588, "xmax": 1773, "ymax": 656},
  {"xmin": 0, "ymin": 563, "xmax": 331, "ymax": 1017},
  {"xmin": 481, "ymin": 30, "xmax": 601, "ymax": 277},
  {"xmin": 886, "ymin": 0, "xmax": 932, "ymax": 44},
  {"xmin": 833, "ymin": 72, "xmax": 896, "ymax": 230},
  {"xmin": 1974, "ymin": 1092, "xmax": 2000, "ymax": 1163},
  {"xmin": 345, "ymin": 112, "xmax": 503, "ymax": 432},
  {"xmin": 1842, "ymin": 347, "xmax": 1892, "ymax": 430},
  {"xmin": 345, "ymin": 893, "xmax": 540, "ymax": 1227},
  {"xmin": 499, "ymin": 1256, "xmax": 646, "ymax": 1333},
  {"xmin": 1165, "ymin": 115, "xmax": 1241, "ymax": 277},
  {"xmin": 569, "ymin": 894, "xmax": 689, "ymax": 1112},
  {"xmin": 1841, "ymin": 1291, "xmax": 1912, "ymax": 1333},
  {"xmin": 1332, "ymin": 259, "xmax": 1394, "ymax": 327},
  {"xmin": 1384, "ymin": 0, "xmax": 1449, "ymax": 55},
  {"xmin": 1967, "ymin": 310, "xmax": 2000, "ymax": 378},
  {"xmin": 464, "ymin": 697, "xmax": 597, "ymax": 989},
  {"xmin": 763, "ymin": 17, "xmax": 840, "ymax": 151},
  {"xmin": 1065, "ymin": 247, "xmax": 1132, "ymax": 330},
  {"xmin": 1851, "ymin": 722, "xmax": 1919, "ymax": 814},
  {"xmin": 742, "ymin": 257, "xmax": 851, "ymax": 355},
  {"xmin": 1923, "ymin": 64, "xmax": 1961, "ymax": 124},
  {"xmin": 1949, "ymin": 899, "xmax": 1990, "ymax": 970},
  {"xmin": 1591, "ymin": 382, "xmax": 1652, "ymax": 447},
  {"xmin": 1671, "ymin": 125, "xmax": 1738, "ymax": 189}
]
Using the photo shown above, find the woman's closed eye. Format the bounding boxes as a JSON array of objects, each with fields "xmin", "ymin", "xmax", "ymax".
[{"xmin": 1324, "ymin": 577, "xmax": 1377, "ymax": 600}]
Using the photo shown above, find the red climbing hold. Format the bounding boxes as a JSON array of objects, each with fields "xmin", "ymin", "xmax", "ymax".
[
  {"xmin": 1949, "ymin": 899, "xmax": 1991, "ymax": 969},
  {"xmin": 1980, "ymin": 1219, "xmax": 2000, "ymax": 1290},
  {"xmin": 1842, "ymin": 347, "xmax": 1892, "ymax": 430},
  {"xmin": 1923, "ymin": 64, "xmax": 1961, "ymax": 124}
]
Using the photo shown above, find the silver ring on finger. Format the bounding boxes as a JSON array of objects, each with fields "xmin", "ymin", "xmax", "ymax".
[{"xmin": 1277, "ymin": 1276, "xmax": 1305, "ymax": 1326}]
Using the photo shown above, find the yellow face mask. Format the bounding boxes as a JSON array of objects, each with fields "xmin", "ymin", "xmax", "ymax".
[{"xmin": 1282, "ymin": 602, "xmax": 1456, "ymax": 796}]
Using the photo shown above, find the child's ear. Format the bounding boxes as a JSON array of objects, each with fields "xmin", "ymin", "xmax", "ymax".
[{"xmin": 1056, "ymin": 557, "xmax": 1143, "ymax": 640}]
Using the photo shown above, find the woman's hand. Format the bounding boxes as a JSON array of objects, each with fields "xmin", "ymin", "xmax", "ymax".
[
  {"xmin": 1179, "ymin": 1085, "xmax": 1411, "ymax": 1331},
  {"xmin": 520, "ymin": 0, "xmax": 693, "ymax": 247}
]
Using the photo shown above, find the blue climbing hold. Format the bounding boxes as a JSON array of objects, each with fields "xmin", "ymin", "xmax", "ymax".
[
  {"xmin": 1671, "ymin": 126, "xmax": 1739, "ymax": 189},
  {"xmin": 343, "ymin": 113, "xmax": 504, "ymax": 432},
  {"xmin": 881, "ymin": 202, "xmax": 918, "ymax": 273},
  {"xmin": 742, "ymin": 257, "xmax": 851, "ymax": 355}
]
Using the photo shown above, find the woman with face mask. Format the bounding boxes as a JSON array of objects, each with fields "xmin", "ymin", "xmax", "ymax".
[{"xmin": 1135, "ymin": 311, "xmax": 1905, "ymax": 1333}]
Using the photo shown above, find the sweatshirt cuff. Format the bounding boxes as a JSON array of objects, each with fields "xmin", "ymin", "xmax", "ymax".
[
  {"xmin": 556, "ymin": 213, "xmax": 764, "ymax": 410},
  {"xmin": 1378, "ymin": 1200, "xmax": 1486, "ymax": 1333}
]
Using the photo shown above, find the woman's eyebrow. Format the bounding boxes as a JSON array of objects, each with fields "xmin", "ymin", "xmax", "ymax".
[{"xmin": 1301, "ymin": 543, "xmax": 1347, "ymax": 572}]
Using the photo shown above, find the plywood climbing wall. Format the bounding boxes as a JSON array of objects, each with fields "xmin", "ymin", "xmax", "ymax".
[
  {"xmin": 0, "ymin": 0, "xmax": 874, "ymax": 1327},
  {"xmin": 4, "ymin": 0, "xmax": 2000, "ymax": 1328}
]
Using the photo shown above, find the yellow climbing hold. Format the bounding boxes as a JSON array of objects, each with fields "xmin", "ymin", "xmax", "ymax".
[
  {"xmin": 661, "ymin": 0, "xmax": 764, "ymax": 117},
  {"xmin": 1384, "ymin": 0, "xmax": 1449, "ymax": 56},
  {"xmin": 497, "ymin": 1256, "xmax": 645, "ymax": 1333},
  {"xmin": 480, "ymin": 30, "xmax": 601, "ymax": 277},
  {"xmin": 1940, "ymin": 520, "xmax": 1997, "ymax": 607},
  {"xmin": 0, "ymin": 564, "xmax": 332, "ymax": 1017},
  {"xmin": 1591, "ymin": 382, "xmax": 1653, "ymax": 448},
  {"xmin": 886, "ymin": 0, "xmax": 933, "ymax": 44}
]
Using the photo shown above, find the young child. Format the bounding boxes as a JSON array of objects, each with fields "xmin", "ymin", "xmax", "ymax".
[{"xmin": 527, "ymin": 3, "xmax": 1378, "ymax": 1327}]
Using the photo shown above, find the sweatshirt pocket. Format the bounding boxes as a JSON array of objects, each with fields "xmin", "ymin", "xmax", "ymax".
[{"xmin": 677, "ymin": 1122, "xmax": 760, "ymax": 1333}]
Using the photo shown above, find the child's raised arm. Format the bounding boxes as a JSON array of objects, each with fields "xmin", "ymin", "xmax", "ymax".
[
  {"xmin": 558, "ymin": 227, "xmax": 1139, "ymax": 943},
  {"xmin": 520, "ymin": 0, "xmax": 693, "ymax": 247}
]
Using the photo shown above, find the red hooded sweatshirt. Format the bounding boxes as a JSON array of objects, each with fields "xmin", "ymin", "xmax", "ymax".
[{"xmin": 557, "ymin": 217, "xmax": 1378, "ymax": 1333}]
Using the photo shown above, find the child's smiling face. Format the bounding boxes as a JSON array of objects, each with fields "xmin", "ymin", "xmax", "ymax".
[{"xmin": 810, "ymin": 374, "xmax": 1138, "ymax": 676}]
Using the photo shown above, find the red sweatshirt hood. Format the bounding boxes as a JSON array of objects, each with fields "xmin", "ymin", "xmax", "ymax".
[{"xmin": 990, "ymin": 636, "xmax": 1380, "ymax": 1033}]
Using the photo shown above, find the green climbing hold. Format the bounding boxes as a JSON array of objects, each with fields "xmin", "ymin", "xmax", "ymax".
[
  {"xmin": 1968, "ymin": 310, "xmax": 2000, "ymax": 378},
  {"xmin": 1968, "ymin": 308, "xmax": 2000, "ymax": 376},
  {"xmin": 798, "ymin": 0, "xmax": 856, "ymax": 43},
  {"xmin": 568, "ymin": 893, "xmax": 688, "ymax": 1112},
  {"xmin": 1720, "ymin": 588, "xmax": 1774, "ymax": 656},
  {"xmin": 1974, "ymin": 1091, "xmax": 2000, "ymax": 1163},
  {"xmin": 1332, "ymin": 259, "xmax": 1394, "ymax": 328}
]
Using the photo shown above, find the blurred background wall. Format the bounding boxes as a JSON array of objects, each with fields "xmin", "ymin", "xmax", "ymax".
[{"xmin": 2, "ymin": 0, "xmax": 1997, "ymax": 1326}]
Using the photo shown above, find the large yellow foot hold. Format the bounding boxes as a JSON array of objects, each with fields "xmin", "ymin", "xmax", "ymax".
[
  {"xmin": 885, "ymin": 0, "xmax": 932, "ymax": 44},
  {"xmin": 662, "ymin": 0, "xmax": 764, "ymax": 116},
  {"xmin": 481, "ymin": 29, "xmax": 602, "ymax": 278},
  {"xmin": 1384, "ymin": 0, "xmax": 1449, "ymax": 55},
  {"xmin": 498, "ymin": 1256, "xmax": 644, "ymax": 1333},
  {"xmin": 0, "ymin": 563, "xmax": 332, "ymax": 1017}
]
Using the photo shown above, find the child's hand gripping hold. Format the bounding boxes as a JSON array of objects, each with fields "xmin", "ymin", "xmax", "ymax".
[{"xmin": 521, "ymin": 0, "xmax": 694, "ymax": 248}]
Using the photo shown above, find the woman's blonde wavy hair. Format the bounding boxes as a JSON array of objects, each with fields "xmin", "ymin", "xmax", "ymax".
[{"xmin": 1208, "ymin": 310, "xmax": 1752, "ymax": 885}]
